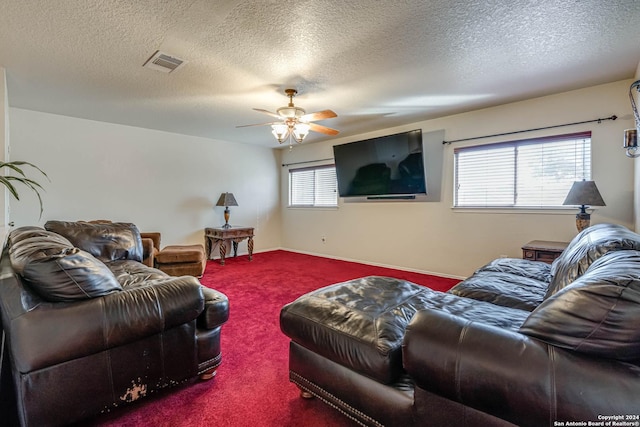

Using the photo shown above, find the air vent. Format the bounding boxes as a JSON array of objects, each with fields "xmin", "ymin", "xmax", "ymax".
[{"xmin": 143, "ymin": 50, "xmax": 187, "ymax": 73}]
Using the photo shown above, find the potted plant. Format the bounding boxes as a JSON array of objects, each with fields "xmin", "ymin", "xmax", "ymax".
[{"xmin": 0, "ymin": 160, "xmax": 48, "ymax": 218}]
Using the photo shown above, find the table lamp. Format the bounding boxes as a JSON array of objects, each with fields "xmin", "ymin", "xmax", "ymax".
[
  {"xmin": 216, "ymin": 192, "xmax": 238, "ymax": 228},
  {"xmin": 562, "ymin": 180, "xmax": 605, "ymax": 232}
]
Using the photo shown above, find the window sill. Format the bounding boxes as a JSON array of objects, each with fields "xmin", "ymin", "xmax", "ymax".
[
  {"xmin": 452, "ymin": 206, "xmax": 600, "ymax": 215},
  {"xmin": 288, "ymin": 206, "xmax": 339, "ymax": 210}
]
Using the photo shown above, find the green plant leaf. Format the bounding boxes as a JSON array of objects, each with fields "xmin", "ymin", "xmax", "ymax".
[
  {"xmin": 0, "ymin": 160, "xmax": 48, "ymax": 218},
  {"xmin": 0, "ymin": 176, "xmax": 20, "ymax": 199}
]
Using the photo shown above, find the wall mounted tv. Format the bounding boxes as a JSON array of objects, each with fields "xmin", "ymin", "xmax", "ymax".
[{"xmin": 333, "ymin": 129, "xmax": 427, "ymax": 200}]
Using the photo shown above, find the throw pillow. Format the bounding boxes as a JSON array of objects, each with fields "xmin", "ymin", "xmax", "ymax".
[
  {"xmin": 9, "ymin": 226, "xmax": 122, "ymax": 302},
  {"xmin": 22, "ymin": 247, "xmax": 122, "ymax": 301}
]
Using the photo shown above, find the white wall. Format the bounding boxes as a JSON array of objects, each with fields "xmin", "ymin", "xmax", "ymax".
[
  {"xmin": 0, "ymin": 67, "xmax": 8, "ymax": 226},
  {"xmin": 281, "ymin": 80, "xmax": 636, "ymax": 278},
  {"xmin": 9, "ymin": 108, "xmax": 282, "ymax": 252}
]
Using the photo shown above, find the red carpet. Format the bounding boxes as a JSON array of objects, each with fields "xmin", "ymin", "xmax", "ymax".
[{"xmin": 92, "ymin": 250, "xmax": 459, "ymax": 427}]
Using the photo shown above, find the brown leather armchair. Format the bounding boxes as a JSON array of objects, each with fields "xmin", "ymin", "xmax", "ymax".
[{"xmin": 0, "ymin": 221, "xmax": 229, "ymax": 426}]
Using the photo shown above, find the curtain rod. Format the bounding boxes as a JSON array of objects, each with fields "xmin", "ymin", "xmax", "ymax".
[
  {"xmin": 442, "ymin": 115, "xmax": 617, "ymax": 145},
  {"xmin": 282, "ymin": 158, "xmax": 334, "ymax": 167}
]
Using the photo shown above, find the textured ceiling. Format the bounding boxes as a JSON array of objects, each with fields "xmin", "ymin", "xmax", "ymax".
[{"xmin": 1, "ymin": 0, "xmax": 639, "ymax": 148}]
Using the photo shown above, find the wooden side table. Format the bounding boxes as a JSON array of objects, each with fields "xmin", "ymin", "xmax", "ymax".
[
  {"xmin": 522, "ymin": 240, "xmax": 568, "ymax": 264},
  {"xmin": 205, "ymin": 226, "xmax": 254, "ymax": 265}
]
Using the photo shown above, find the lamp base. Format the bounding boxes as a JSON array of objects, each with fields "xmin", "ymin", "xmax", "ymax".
[
  {"xmin": 223, "ymin": 208, "xmax": 231, "ymax": 228},
  {"xmin": 575, "ymin": 212, "xmax": 591, "ymax": 232}
]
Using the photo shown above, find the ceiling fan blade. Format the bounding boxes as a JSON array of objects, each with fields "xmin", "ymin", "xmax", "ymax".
[
  {"xmin": 236, "ymin": 121, "xmax": 280, "ymax": 128},
  {"xmin": 309, "ymin": 122, "xmax": 339, "ymax": 136},
  {"xmin": 253, "ymin": 108, "xmax": 283, "ymax": 120},
  {"xmin": 300, "ymin": 109, "xmax": 337, "ymax": 122}
]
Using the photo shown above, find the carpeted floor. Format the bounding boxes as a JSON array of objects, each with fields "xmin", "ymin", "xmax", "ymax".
[{"xmin": 91, "ymin": 250, "xmax": 459, "ymax": 427}]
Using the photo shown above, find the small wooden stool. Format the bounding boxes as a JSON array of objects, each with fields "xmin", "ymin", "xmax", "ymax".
[{"xmin": 156, "ymin": 244, "xmax": 206, "ymax": 277}]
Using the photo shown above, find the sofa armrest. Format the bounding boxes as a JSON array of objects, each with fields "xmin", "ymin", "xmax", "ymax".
[
  {"xmin": 141, "ymin": 237, "xmax": 155, "ymax": 267},
  {"xmin": 140, "ymin": 232, "xmax": 161, "ymax": 251},
  {"xmin": 403, "ymin": 310, "xmax": 640, "ymax": 427},
  {"xmin": 198, "ymin": 286, "xmax": 229, "ymax": 329},
  {"xmin": 140, "ymin": 232, "xmax": 161, "ymax": 267},
  {"xmin": 5, "ymin": 275, "xmax": 204, "ymax": 374}
]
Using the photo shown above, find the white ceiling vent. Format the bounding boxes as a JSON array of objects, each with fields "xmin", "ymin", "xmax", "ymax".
[{"xmin": 143, "ymin": 50, "xmax": 187, "ymax": 73}]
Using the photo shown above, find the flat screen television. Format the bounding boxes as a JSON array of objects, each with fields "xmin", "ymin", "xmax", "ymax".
[{"xmin": 333, "ymin": 129, "xmax": 426, "ymax": 199}]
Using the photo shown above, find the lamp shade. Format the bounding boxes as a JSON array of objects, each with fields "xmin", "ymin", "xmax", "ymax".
[
  {"xmin": 216, "ymin": 192, "xmax": 238, "ymax": 207},
  {"xmin": 562, "ymin": 181, "xmax": 605, "ymax": 207},
  {"xmin": 271, "ymin": 123, "xmax": 289, "ymax": 143},
  {"xmin": 292, "ymin": 123, "xmax": 310, "ymax": 143}
]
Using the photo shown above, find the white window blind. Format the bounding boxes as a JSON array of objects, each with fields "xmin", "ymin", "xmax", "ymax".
[
  {"xmin": 289, "ymin": 165, "xmax": 337, "ymax": 207},
  {"xmin": 454, "ymin": 132, "xmax": 591, "ymax": 208}
]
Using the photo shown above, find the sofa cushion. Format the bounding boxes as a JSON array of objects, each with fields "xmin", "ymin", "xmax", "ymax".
[
  {"xmin": 476, "ymin": 257, "xmax": 552, "ymax": 282},
  {"xmin": 8, "ymin": 228, "xmax": 74, "ymax": 273},
  {"xmin": 449, "ymin": 258, "xmax": 550, "ymax": 311},
  {"xmin": 521, "ymin": 250, "xmax": 640, "ymax": 361},
  {"xmin": 8, "ymin": 227, "xmax": 121, "ymax": 302},
  {"xmin": 8, "ymin": 226, "xmax": 68, "ymax": 247},
  {"xmin": 546, "ymin": 223, "xmax": 640, "ymax": 299},
  {"xmin": 106, "ymin": 259, "xmax": 169, "ymax": 288},
  {"xmin": 44, "ymin": 220, "xmax": 144, "ymax": 263}
]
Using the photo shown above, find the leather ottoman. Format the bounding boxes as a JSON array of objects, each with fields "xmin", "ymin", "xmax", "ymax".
[
  {"xmin": 280, "ymin": 276, "xmax": 431, "ymax": 384},
  {"xmin": 157, "ymin": 244, "xmax": 207, "ymax": 277}
]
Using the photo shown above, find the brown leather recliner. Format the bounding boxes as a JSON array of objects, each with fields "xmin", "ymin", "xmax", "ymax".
[{"xmin": 0, "ymin": 221, "xmax": 229, "ymax": 427}]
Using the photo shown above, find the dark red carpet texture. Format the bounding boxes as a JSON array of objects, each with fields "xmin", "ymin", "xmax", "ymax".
[{"xmin": 92, "ymin": 250, "xmax": 459, "ymax": 427}]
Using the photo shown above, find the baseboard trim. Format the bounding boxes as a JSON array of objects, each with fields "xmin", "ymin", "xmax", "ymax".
[
  {"xmin": 206, "ymin": 246, "xmax": 464, "ymax": 280},
  {"xmin": 277, "ymin": 247, "xmax": 465, "ymax": 280}
]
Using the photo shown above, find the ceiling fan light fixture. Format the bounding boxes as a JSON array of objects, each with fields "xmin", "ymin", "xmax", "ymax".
[
  {"xmin": 237, "ymin": 88, "xmax": 339, "ymax": 148},
  {"xmin": 277, "ymin": 106, "xmax": 305, "ymax": 118},
  {"xmin": 293, "ymin": 123, "xmax": 310, "ymax": 143},
  {"xmin": 271, "ymin": 123, "xmax": 289, "ymax": 143}
]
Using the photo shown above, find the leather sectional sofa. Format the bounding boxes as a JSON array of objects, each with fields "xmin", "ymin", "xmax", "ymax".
[
  {"xmin": 0, "ymin": 221, "xmax": 229, "ymax": 427},
  {"xmin": 280, "ymin": 223, "xmax": 640, "ymax": 426}
]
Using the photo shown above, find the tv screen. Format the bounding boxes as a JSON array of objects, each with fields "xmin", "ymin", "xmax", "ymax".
[{"xmin": 333, "ymin": 129, "xmax": 426, "ymax": 199}]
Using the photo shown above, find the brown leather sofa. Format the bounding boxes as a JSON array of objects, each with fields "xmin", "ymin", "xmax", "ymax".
[
  {"xmin": 0, "ymin": 221, "xmax": 229, "ymax": 427},
  {"xmin": 280, "ymin": 223, "xmax": 640, "ymax": 426}
]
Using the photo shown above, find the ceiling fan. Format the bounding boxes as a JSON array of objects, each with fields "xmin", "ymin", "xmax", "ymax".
[{"xmin": 237, "ymin": 89, "xmax": 339, "ymax": 145}]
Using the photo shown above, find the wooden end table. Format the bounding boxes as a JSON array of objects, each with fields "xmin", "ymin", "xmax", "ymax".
[
  {"xmin": 522, "ymin": 240, "xmax": 568, "ymax": 264},
  {"xmin": 205, "ymin": 226, "xmax": 254, "ymax": 265}
]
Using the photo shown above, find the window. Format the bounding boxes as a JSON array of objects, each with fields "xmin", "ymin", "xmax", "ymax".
[
  {"xmin": 454, "ymin": 132, "xmax": 591, "ymax": 208},
  {"xmin": 289, "ymin": 165, "xmax": 338, "ymax": 207}
]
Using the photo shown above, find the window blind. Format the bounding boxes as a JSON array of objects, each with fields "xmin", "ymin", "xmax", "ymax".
[
  {"xmin": 289, "ymin": 165, "xmax": 337, "ymax": 207},
  {"xmin": 454, "ymin": 132, "xmax": 592, "ymax": 208}
]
